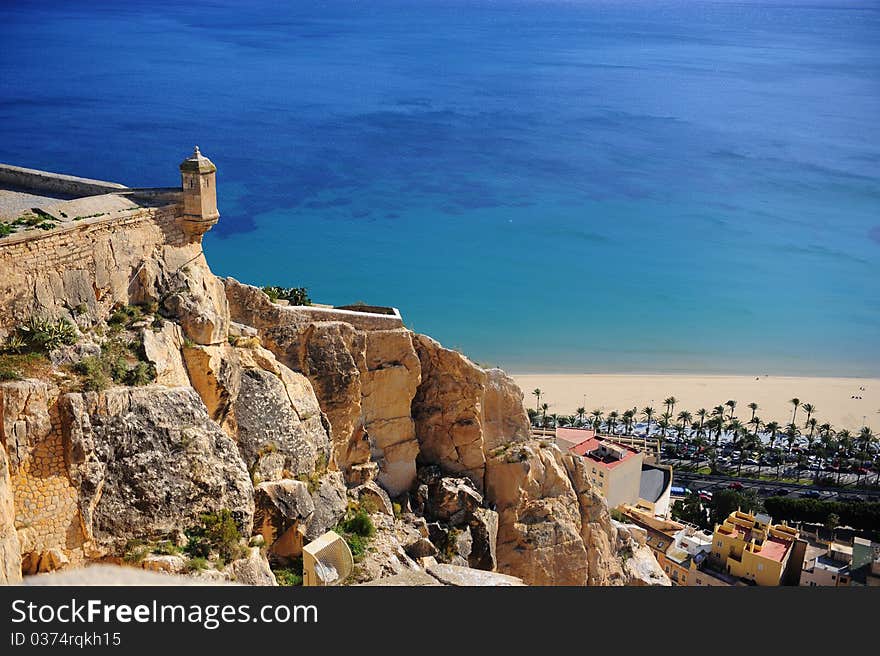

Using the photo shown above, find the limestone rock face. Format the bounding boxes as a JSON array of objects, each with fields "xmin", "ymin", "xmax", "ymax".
[
  {"xmin": 485, "ymin": 441, "xmax": 589, "ymax": 586},
  {"xmin": 156, "ymin": 254, "xmax": 229, "ymax": 346},
  {"xmin": 481, "ymin": 368, "xmax": 531, "ymax": 451},
  {"xmin": 303, "ymin": 471, "xmax": 348, "ymax": 542},
  {"xmin": 59, "ymin": 386, "xmax": 254, "ymax": 553},
  {"xmin": 361, "ymin": 329, "xmax": 421, "ymax": 496},
  {"xmin": 0, "ymin": 441, "xmax": 21, "ymax": 584},
  {"xmin": 224, "ymin": 279, "xmax": 422, "ymax": 494},
  {"xmin": 141, "ymin": 321, "xmax": 190, "ymax": 387},
  {"xmin": 235, "ymin": 367, "xmax": 330, "ymax": 481},
  {"xmin": 181, "ymin": 342, "xmax": 331, "ymax": 482},
  {"xmin": 411, "ymin": 334, "xmax": 488, "ymax": 489}
]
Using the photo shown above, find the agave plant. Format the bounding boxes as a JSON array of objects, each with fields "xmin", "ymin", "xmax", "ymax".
[
  {"xmin": 16, "ymin": 316, "xmax": 78, "ymax": 351},
  {"xmin": 1, "ymin": 333, "xmax": 26, "ymax": 354}
]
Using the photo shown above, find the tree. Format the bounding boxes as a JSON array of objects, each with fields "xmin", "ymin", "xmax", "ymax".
[
  {"xmin": 857, "ymin": 426, "xmax": 875, "ymax": 486},
  {"xmin": 541, "ymin": 402, "xmax": 550, "ymax": 428},
  {"xmin": 825, "ymin": 513, "xmax": 840, "ymax": 532},
  {"xmin": 725, "ymin": 399, "xmax": 737, "ymax": 421},
  {"xmin": 747, "ymin": 402, "xmax": 759, "ymax": 421},
  {"xmin": 790, "ymin": 398, "xmax": 801, "ymax": 425},
  {"xmin": 607, "ymin": 410, "xmax": 619, "ymax": 435},
  {"xmin": 590, "ymin": 409, "xmax": 604, "ymax": 431},
  {"xmin": 695, "ymin": 408, "xmax": 708, "ymax": 439},
  {"xmin": 836, "ymin": 429, "xmax": 852, "ymax": 486},
  {"xmin": 784, "ymin": 422, "xmax": 800, "ymax": 453},
  {"xmin": 664, "ymin": 396, "xmax": 677, "ymax": 416},
  {"xmin": 641, "ymin": 406, "xmax": 655, "ymax": 437},
  {"xmin": 575, "ymin": 406, "xmax": 586, "ymax": 426},
  {"xmin": 677, "ymin": 410, "xmax": 692, "ymax": 437},
  {"xmin": 532, "ymin": 388, "xmax": 542, "ymax": 413},
  {"xmin": 801, "ymin": 403, "xmax": 816, "ymax": 428},
  {"xmin": 765, "ymin": 421, "xmax": 780, "ymax": 449}
]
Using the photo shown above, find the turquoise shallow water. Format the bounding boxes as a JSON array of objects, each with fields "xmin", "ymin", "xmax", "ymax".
[{"xmin": 1, "ymin": 1, "xmax": 878, "ymax": 375}]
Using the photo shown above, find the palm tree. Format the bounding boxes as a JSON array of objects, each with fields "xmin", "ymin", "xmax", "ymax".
[
  {"xmin": 677, "ymin": 410, "xmax": 693, "ymax": 437},
  {"xmin": 801, "ymin": 403, "xmax": 816, "ymax": 428},
  {"xmin": 732, "ymin": 425, "xmax": 748, "ymax": 476},
  {"xmin": 607, "ymin": 410, "xmax": 620, "ymax": 435},
  {"xmin": 656, "ymin": 414, "xmax": 672, "ymax": 452},
  {"xmin": 664, "ymin": 396, "xmax": 677, "ymax": 416},
  {"xmin": 836, "ymin": 429, "xmax": 852, "ymax": 486},
  {"xmin": 747, "ymin": 402, "xmax": 759, "ymax": 421},
  {"xmin": 748, "ymin": 415, "xmax": 762, "ymax": 442},
  {"xmin": 590, "ymin": 409, "xmax": 604, "ymax": 431},
  {"xmin": 622, "ymin": 409, "xmax": 636, "ymax": 435},
  {"xmin": 532, "ymin": 388, "xmax": 542, "ymax": 413},
  {"xmin": 575, "ymin": 406, "xmax": 586, "ymax": 426},
  {"xmin": 784, "ymin": 422, "xmax": 800, "ymax": 452},
  {"xmin": 641, "ymin": 406, "xmax": 655, "ymax": 437},
  {"xmin": 789, "ymin": 398, "xmax": 801, "ymax": 425},
  {"xmin": 857, "ymin": 426, "xmax": 875, "ymax": 486},
  {"xmin": 540, "ymin": 402, "xmax": 550, "ymax": 428},
  {"xmin": 725, "ymin": 399, "xmax": 737, "ymax": 421},
  {"xmin": 695, "ymin": 408, "xmax": 708, "ymax": 439},
  {"xmin": 708, "ymin": 415, "xmax": 725, "ymax": 447},
  {"xmin": 764, "ymin": 421, "xmax": 780, "ymax": 449}
]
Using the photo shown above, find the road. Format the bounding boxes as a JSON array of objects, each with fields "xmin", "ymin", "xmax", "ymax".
[{"xmin": 672, "ymin": 471, "xmax": 880, "ymax": 501}]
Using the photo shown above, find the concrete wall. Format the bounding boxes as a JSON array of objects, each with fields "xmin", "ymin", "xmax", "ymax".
[
  {"xmin": 605, "ymin": 452, "xmax": 644, "ymax": 509},
  {"xmin": 0, "ymin": 163, "xmax": 127, "ymax": 198}
]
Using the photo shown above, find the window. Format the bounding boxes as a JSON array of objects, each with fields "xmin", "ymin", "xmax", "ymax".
[
  {"xmin": 717, "ymin": 541, "xmax": 723, "ymax": 548},
  {"xmin": 696, "ymin": 578, "xmax": 702, "ymax": 584},
  {"xmin": 599, "ymin": 471, "xmax": 604, "ymax": 478},
  {"xmin": 592, "ymin": 467, "xmax": 596, "ymax": 473},
  {"xmin": 598, "ymin": 481, "xmax": 603, "ymax": 487},
  {"xmin": 657, "ymin": 541, "xmax": 664, "ymax": 550}
]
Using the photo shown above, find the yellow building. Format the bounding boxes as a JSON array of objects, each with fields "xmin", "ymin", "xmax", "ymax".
[{"xmin": 710, "ymin": 510, "xmax": 800, "ymax": 586}]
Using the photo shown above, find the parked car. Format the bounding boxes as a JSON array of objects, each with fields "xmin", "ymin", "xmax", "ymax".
[
  {"xmin": 800, "ymin": 490, "xmax": 821, "ymax": 498},
  {"xmin": 728, "ymin": 482, "xmax": 744, "ymax": 490},
  {"xmin": 775, "ymin": 488, "xmax": 790, "ymax": 496},
  {"xmin": 758, "ymin": 487, "xmax": 774, "ymax": 495},
  {"xmin": 698, "ymin": 490, "xmax": 713, "ymax": 501}
]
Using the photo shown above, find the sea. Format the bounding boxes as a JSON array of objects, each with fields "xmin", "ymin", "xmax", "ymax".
[{"xmin": 1, "ymin": 0, "xmax": 878, "ymax": 376}]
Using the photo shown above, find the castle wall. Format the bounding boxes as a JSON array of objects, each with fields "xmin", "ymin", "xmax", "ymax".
[
  {"xmin": 0, "ymin": 163, "xmax": 127, "ymax": 198},
  {"xmin": 0, "ymin": 203, "xmax": 190, "ymax": 335}
]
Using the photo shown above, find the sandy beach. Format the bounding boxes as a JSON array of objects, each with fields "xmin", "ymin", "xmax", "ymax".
[{"xmin": 511, "ymin": 374, "xmax": 879, "ymax": 432}]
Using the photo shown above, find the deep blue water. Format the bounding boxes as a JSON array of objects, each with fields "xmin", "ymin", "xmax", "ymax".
[{"xmin": 1, "ymin": 0, "xmax": 878, "ymax": 375}]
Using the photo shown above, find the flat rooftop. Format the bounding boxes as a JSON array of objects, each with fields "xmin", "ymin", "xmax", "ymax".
[{"xmin": 572, "ymin": 437, "xmax": 640, "ymax": 469}]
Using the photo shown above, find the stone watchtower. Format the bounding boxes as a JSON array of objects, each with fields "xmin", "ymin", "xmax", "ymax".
[{"xmin": 179, "ymin": 146, "xmax": 219, "ymax": 238}]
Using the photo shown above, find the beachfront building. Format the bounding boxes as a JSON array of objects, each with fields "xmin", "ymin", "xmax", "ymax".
[
  {"xmin": 570, "ymin": 437, "xmax": 644, "ymax": 509},
  {"xmin": 710, "ymin": 510, "xmax": 800, "ymax": 586},
  {"xmin": 555, "ymin": 427, "xmax": 596, "ymax": 453}
]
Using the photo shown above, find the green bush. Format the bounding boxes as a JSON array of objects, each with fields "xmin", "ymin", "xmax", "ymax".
[
  {"xmin": 0, "ymin": 223, "xmax": 13, "ymax": 238},
  {"xmin": 185, "ymin": 557, "xmax": 209, "ymax": 572},
  {"xmin": 273, "ymin": 558, "xmax": 304, "ymax": 586},
  {"xmin": 126, "ymin": 361, "xmax": 155, "ymax": 386},
  {"xmin": 16, "ymin": 317, "xmax": 78, "ymax": 352},
  {"xmin": 108, "ymin": 305, "xmax": 143, "ymax": 326},
  {"xmin": 184, "ymin": 510, "xmax": 247, "ymax": 564},
  {"xmin": 0, "ymin": 365, "xmax": 22, "ymax": 381},
  {"xmin": 338, "ymin": 507, "xmax": 375, "ymax": 539},
  {"xmin": 763, "ymin": 497, "xmax": 880, "ymax": 534},
  {"xmin": 262, "ymin": 286, "xmax": 311, "ymax": 306},
  {"xmin": 74, "ymin": 356, "xmax": 111, "ymax": 392}
]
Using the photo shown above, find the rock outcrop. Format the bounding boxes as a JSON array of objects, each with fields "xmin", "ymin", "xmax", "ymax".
[
  {"xmin": 0, "ymin": 441, "xmax": 21, "ymax": 584},
  {"xmin": 60, "ymin": 386, "xmax": 254, "ymax": 553}
]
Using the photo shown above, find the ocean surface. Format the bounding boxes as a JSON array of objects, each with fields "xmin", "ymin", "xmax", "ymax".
[{"xmin": 1, "ymin": 0, "xmax": 878, "ymax": 376}]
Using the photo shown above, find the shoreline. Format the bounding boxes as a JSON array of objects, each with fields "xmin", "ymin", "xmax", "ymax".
[{"xmin": 511, "ymin": 373, "xmax": 878, "ymax": 432}]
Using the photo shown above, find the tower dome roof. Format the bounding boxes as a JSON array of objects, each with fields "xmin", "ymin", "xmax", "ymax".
[{"xmin": 179, "ymin": 145, "xmax": 217, "ymax": 173}]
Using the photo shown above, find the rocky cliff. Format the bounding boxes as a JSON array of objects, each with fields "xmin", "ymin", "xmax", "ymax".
[{"xmin": 0, "ymin": 172, "xmax": 667, "ymax": 586}]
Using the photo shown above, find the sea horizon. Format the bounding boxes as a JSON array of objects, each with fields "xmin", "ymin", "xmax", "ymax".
[{"xmin": 1, "ymin": 0, "xmax": 878, "ymax": 378}]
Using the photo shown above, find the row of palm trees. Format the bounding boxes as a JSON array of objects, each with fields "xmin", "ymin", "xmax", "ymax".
[{"xmin": 528, "ymin": 389, "xmax": 879, "ymax": 486}]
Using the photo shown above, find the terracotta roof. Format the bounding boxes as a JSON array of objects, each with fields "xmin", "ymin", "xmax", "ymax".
[{"xmin": 572, "ymin": 437, "xmax": 640, "ymax": 469}]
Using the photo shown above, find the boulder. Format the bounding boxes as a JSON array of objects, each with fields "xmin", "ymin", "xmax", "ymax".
[
  {"xmin": 59, "ymin": 386, "xmax": 254, "ymax": 554},
  {"xmin": 141, "ymin": 321, "xmax": 190, "ymax": 387},
  {"xmin": 425, "ymin": 562, "xmax": 524, "ymax": 586},
  {"xmin": 352, "ymin": 481, "xmax": 394, "ymax": 516},
  {"xmin": 481, "ymin": 368, "xmax": 531, "ymax": 451},
  {"xmin": 141, "ymin": 554, "xmax": 187, "ymax": 574},
  {"xmin": 468, "ymin": 507, "xmax": 499, "ymax": 571},
  {"xmin": 303, "ymin": 472, "xmax": 348, "ymax": 542},
  {"xmin": 227, "ymin": 547, "xmax": 277, "ymax": 586},
  {"xmin": 253, "ymin": 479, "xmax": 314, "ymax": 558}
]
